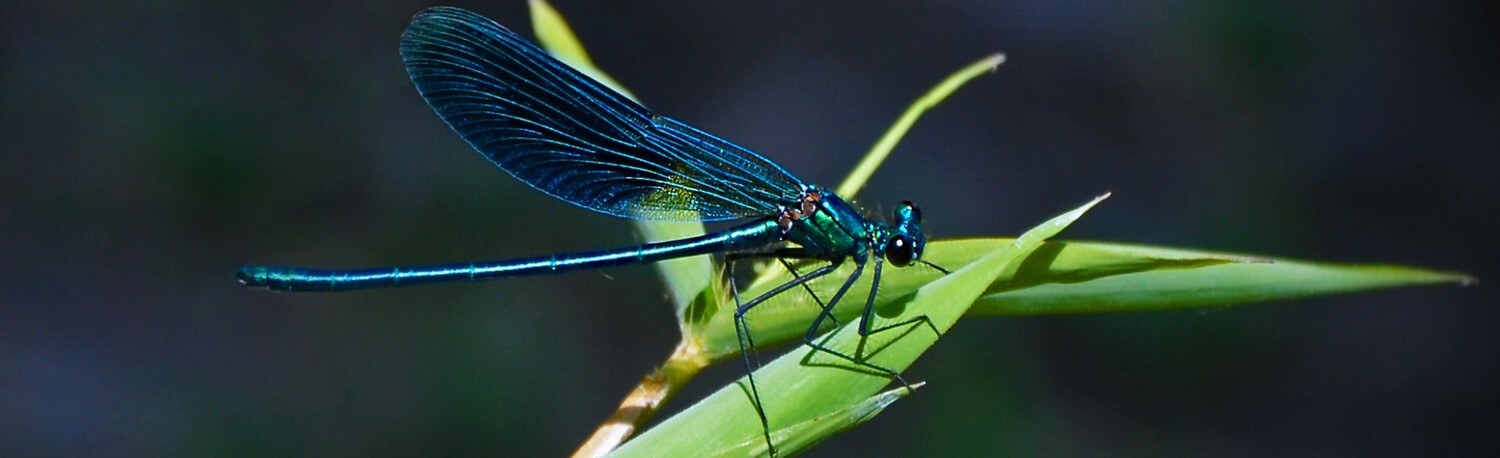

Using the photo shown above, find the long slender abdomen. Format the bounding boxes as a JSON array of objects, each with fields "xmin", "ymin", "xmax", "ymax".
[{"xmin": 237, "ymin": 219, "xmax": 781, "ymax": 292}]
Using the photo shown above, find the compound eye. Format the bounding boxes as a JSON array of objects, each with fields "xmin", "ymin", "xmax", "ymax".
[{"xmin": 885, "ymin": 235, "xmax": 914, "ymax": 267}]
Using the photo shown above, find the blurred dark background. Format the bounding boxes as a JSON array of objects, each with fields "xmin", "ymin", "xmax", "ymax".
[{"xmin": 3, "ymin": 0, "xmax": 1495, "ymax": 456}]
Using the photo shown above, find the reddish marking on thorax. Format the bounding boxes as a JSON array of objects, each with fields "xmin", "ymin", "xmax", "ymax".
[{"xmin": 777, "ymin": 189, "xmax": 823, "ymax": 233}]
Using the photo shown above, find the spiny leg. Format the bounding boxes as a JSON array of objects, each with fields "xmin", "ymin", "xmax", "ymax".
[
  {"xmin": 728, "ymin": 251, "xmax": 836, "ymax": 324},
  {"xmin": 917, "ymin": 259, "xmax": 951, "ymax": 274},
  {"xmin": 732, "ymin": 260, "xmax": 840, "ymax": 457},
  {"xmin": 853, "ymin": 256, "xmax": 940, "ymax": 390},
  {"xmin": 858, "ymin": 255, "xmax": 885, "ymax": 336},
  {"xmin": 777, "ymin": 257, "xmax": 839, "ymax": 327},
  {"xmin": 727, "ymin": 273, "xmax": 774, "ymax": 455},
  {"xmin": 801, "ymin": 256, "xmax": 863, "ymax": 348},
  {"xmin": 797, "ymin": 253, "xmax": 911, "ymax": 387},
  {"xmin": 855, "ymin": 256, "xmax": 917, "ymax": 390},
  {"xmin": 859, "ymin": 254, "xmax": 941, "ymax": 337},
  {"xmin": 726, "ymin": 259, "xmax": 765, "ymax": 379}
]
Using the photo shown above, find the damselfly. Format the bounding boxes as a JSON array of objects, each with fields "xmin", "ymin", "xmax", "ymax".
[{"xmin": 238, "ymin": 7, "xmax": 946, "ymax": 454}]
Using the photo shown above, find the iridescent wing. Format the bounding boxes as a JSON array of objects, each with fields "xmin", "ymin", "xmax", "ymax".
[{"xmin": 400, "ymin": 7, "xmax": 806, "ymax": 221}]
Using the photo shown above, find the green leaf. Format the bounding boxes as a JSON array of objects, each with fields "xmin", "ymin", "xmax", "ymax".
[
  {"xmin": 637, "ymin": 221, "xmax": 718, "ymax": 323},
  {"xmin": 613, "ymin": 195, "xmax": 1108, "ymax": 457},
  {"xmin": 835, "ymin": 54, "xmax": 1005, "ymax": 198},
  {"xmin": 691, "ymin": 210, "xmax": 1469, "ymax": 359},
  {"xmin": 969, "ymin": 241, "xmax": 1474, "ymax": 315},
  {"xmin": 717, "ymin": 383, "xmax": 924, "ymax": 457}
]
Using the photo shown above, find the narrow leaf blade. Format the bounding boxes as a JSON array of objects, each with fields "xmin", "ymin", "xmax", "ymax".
[
  {"xmin": 835, "ymin": 54, "xmax": 1006, "ymax": 198},
  {"xmin": 717, "ymin": 383, "xmax": 923, "ymax": 457}
]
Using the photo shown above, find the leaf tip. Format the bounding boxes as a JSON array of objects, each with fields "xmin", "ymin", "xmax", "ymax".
[
  {"xmin": 1239, "ymin": 256, "xmax": 1275, "ymax": 264},
  {"xmin": 983, "ymin": 53, "xmax": 1006, "ymax": 71},
  {"xmin": 858, "ymin": 382, "xmax": 925, "ymax": 418},
  {"xmin": 1070, "ymin": 191, "xmax": 1111, "ymax": 216}
]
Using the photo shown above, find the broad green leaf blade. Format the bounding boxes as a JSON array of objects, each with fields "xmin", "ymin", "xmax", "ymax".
[
  {"xmin": 695, "ymin": 225, "xmax": 1468, "ymax": 358},
  {"xmin": 528, "ymin": 0, "xmax": 709, "ymax": 317},
  {"xmin": 613, "ymin": 195, "xmax": 1106, "ymax": 457},
  {"xmin": 717, "ymin": 383, "xmax": 924, "ymax": 457},
  {"xmin": 835, "ymin": 53, "xmax": 1005, "ymax": 199},
  {"xmin": 970, "ymin": 242, "xmax": 1474, "ymax": 315},
  {"xmin": 855, "ymin": 237, "xmax": 1468, "ymax": 316}
]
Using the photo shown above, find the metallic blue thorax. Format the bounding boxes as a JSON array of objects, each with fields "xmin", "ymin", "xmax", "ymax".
[{"xmin": 781, "ymin": 188, "xmax": 883, "ymax": 260}]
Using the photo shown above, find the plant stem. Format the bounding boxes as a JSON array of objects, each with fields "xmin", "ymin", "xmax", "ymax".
[{"xmin": 572, "ymin": 339, "xmax": 710, "ymax": 457}]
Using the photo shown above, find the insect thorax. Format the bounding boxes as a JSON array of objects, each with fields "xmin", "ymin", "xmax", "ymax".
[{"xmin": 778, "ymin": 187, "xmax": 874, "ymax": 259}]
